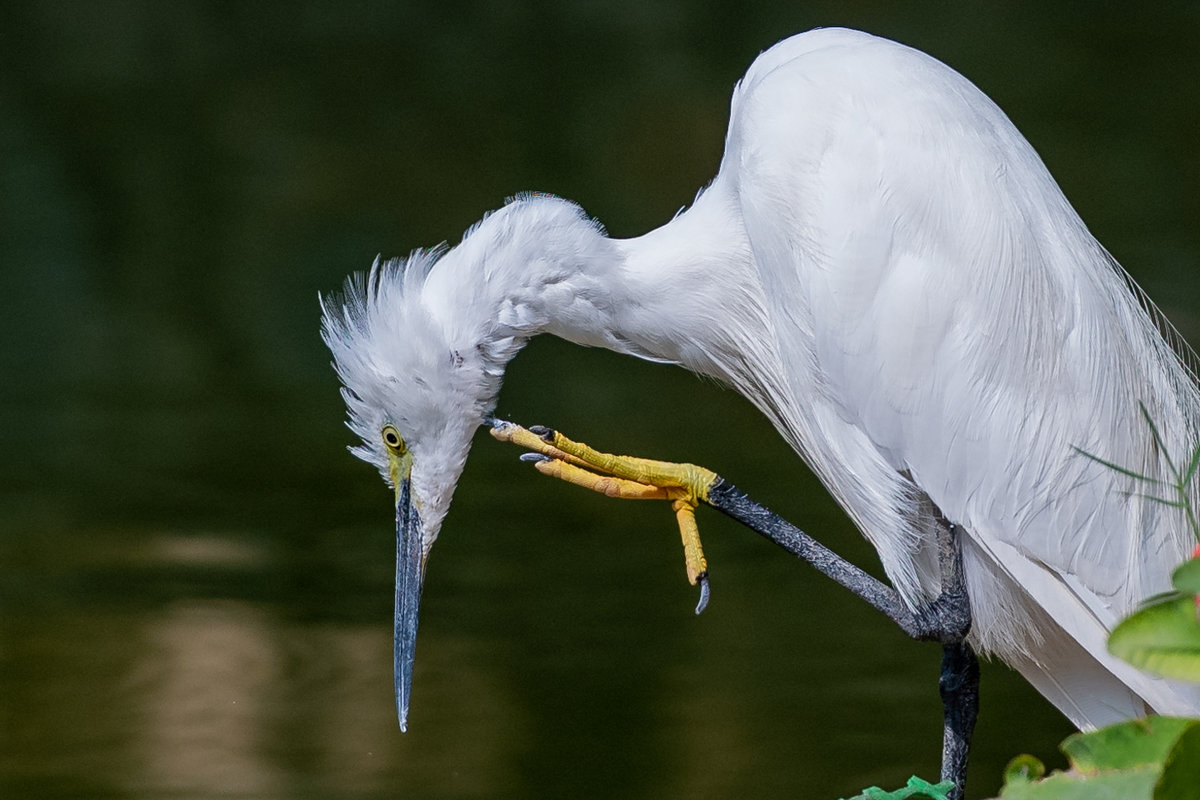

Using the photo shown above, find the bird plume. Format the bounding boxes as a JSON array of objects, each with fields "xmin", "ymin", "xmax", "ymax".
[{"xmin": 320, "ymin": 248, "xmax": 493, "ymax": 491}]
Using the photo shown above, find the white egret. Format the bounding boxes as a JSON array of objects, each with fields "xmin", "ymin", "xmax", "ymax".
[{"xmin": 322, "ymin": 26, "xmax": 1200, "ymax": 792}]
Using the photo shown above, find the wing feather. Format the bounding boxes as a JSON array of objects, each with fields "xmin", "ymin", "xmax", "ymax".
[{"xmin": 727, "ymin": 29, "xmax": 1200, "ymax": 723}]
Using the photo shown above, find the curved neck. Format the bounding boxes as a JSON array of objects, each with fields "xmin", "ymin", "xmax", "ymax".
[
  {"xmin": 417, "ymin": 189, "xmax": 780, "ymax": 417},
  {"xmin": 420, "ymin": 196, "xmax": 628, "ymax": 373}
]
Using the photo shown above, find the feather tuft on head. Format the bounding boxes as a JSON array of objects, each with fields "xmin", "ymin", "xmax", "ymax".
[{"xmin": 320, "ymin": 248, "xmax": 499, "ymax": 538}]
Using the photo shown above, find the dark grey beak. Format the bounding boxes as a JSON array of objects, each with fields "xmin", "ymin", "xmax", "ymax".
[{"xmin": 394, "ymin": 475, "xmax": 425, "ymax": 732}]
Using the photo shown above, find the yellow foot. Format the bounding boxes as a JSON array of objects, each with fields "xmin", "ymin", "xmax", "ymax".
[{"xmin": 489, "ymin": 419, "xmax": 719, "ymax": 613}]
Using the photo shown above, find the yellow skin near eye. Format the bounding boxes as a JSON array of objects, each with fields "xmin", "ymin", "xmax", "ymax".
[{"xmin": 382, "ymin": 425, "xmax": 413, "ymax": 494}]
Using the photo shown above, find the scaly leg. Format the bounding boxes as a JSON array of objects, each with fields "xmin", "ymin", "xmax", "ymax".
[
  {"xmin": 934, "ymin": 522, "xmax": 977, "ymax": 800},
  {"xmin": 490, "ymin": 419, "xmax": 977, "ymax": 798},
  {"xmin": 490, "ymin": 420, "xmax": 713, "ymax": 612},
  {"xmin": 491, "ymin": 420, "xmax": 718, "ymax": 501}
]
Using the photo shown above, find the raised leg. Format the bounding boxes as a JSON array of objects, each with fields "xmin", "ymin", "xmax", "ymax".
[
  {"xmin": 491, "ymin": 420, "xmax": 713, "ymax": 611},
  {"xmin": 713, "ymin": 483, "xmax": 978, "ymax": 799},
  {"xmin": 490, "ymin": 419, "xmax": 978, "ymax": 797}
]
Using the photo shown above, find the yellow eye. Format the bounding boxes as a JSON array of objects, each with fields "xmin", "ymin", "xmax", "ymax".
[{"xmin": 381, "ymin": 425, "xmax": 407, "ymax": 453}]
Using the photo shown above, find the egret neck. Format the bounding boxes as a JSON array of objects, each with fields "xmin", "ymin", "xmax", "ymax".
[{"xmin": 418, "ymin": 191, "xmax": 779, "ymax": 408}]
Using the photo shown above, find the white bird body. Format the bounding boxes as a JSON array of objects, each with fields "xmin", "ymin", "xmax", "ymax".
[{"xmin": 323, "ymin": 28, "xmax": 1200, "ymax": 730}]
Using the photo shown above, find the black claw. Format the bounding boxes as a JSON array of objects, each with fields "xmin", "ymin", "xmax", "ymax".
[
  {"xmin": 520, "ymin": 452, "xmax": 551, "ymax": 463},
  {"xmin": 529, "ymin": 425, "xmax": 555, "ymax": 442},
  {"xmin": 694, "ymin": 572, "xmax": 710, "ymax": 615}
]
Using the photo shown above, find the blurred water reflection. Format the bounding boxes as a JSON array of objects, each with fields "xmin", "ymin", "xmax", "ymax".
[{"xmin": 2, "ymin": 3, "xmax": 1198, "ymax": 798}]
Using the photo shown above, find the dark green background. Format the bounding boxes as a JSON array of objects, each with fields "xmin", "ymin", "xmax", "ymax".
[{"xmin": 2, "ymin": 3, "xmax": 1198, "ymax": 798}]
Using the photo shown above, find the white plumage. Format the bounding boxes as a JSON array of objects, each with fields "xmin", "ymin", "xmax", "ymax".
[{"xmin": 323, "ymin": 28, "xmax": 1200, "ymax": 729}]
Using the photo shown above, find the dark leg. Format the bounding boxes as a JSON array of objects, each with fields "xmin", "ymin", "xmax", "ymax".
[
  {"xmin": 706, "ymin": 480, "xmax": 970, "ymax": 643},
  {"xmin": 931, "ymin": 522, "xmax": 977, "ymax": 800},
  {"xmin": 706, "ymin": 480, "xmax": 979, "ymax": 798},
  {"xmin": 495, "ymin": 420, "xmax": 981, "ymax": 796},
  {"xmin": 940, "ymin": 642, "xmax": 979, "ymax": 800}
]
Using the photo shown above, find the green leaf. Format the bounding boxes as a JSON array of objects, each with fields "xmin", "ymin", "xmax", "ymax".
[
  {"xmin": 1139, "ymin": 590, "xmax": 1187, "ymax": 608},
  {"xmin": 839, "ymin": 776, "xmax": 955, "ymax": 800},
  {"xmin": 999, "ymin": 766, "xmax": 1159, "ymax": 799},
  {"xmin": 1061, "ymin": 717, "xmax": 1196, "ymax": 771},
  {"xmin": 1071, "ymin": 446, "xmax": 1164, "ymax": 484},
  {"xmin": 1171, "ymin": 557, "xmax": 1200, "ymax": 596},
  {"xmin": 1182, "ymin": 444, "xmax": 1200, "ymax": 487},
  {"xmin": 1125, "ymin": 493, "xmax": 1183, "ymax": 509},
  {"xmin": 998, "ymin": 718, "xmax": 1200, "ymax": 800},
  {"xmin": 1109, "ymin": 597, "xmax": 1200, "ymax": 681},
  {"xmin": 1140, "ymin": 402, "xmax": 1178, "ymax": 478},
  {"xmin": 1155, "ymin": 722, "xmax": 1200, "ymax": 800},
  {"xmin": 1003, "ymin": 754, "xmax": 1046, "ymax": 784}
]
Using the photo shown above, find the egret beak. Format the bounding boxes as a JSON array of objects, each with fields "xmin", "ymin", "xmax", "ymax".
[{"xmin": 393, "ymin": 467, "xmax": 425, "ymax": 732}]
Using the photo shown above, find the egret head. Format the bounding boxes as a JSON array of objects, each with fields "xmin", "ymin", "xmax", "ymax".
[
  {"xmin": 320, "ymin": 196, "xmax": 613, "ymax": 730},
  {"xmin": 320, "ymin": 251, "xmax": 502, "ymax": 731}
]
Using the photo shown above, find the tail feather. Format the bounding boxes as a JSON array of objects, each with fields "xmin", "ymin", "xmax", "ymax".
[
  {"xmin": 1007, "ymin": 638, "xmax": 1149, "ymax": 729},
  {"xmin": 964, "ymin": 533, "xmax": 1200, "ymax": 728}
]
